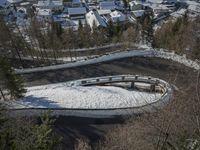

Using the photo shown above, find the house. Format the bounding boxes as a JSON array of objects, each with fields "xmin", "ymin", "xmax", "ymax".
[
  {"xmin": 131, "ymin": 9, "xmax": 145, "ymax": 18},
  {"xmin": 146, "ymin": 0, "xmax": 163, "ymax": 4},
  {"xmin": 162, "ymin": 0, "xmax": 177, "ymax": 4},
  {"xmin": 0, "ymin": 0, "xmax": 11, "ymax": 15},
  {"xmin": 97, "ymin": 9, "xmax": 111, "ymax": 16},
  {"xmin": 63, "ymin": 0, "xmax": 83, "ymax": 8},
  {"xmin": 88, "ymin": 2, "xmax": 98, "ymax": 10},
  {"xmin": 97, "ymin": 9, "xmax": 111, "ymax": 22},
  {"xmin": 37, "ymin": 9, "xmax": 52, "ymax": 21},
  {"xmin": 61, "ymin": 19, "xmax": 78, "ymax": 30},
  {"xmin": 7, "ymin": 0, "xmax": 23, "ymax": 4},
  {"xmin": 36, "ymin": 0, "xmax": 63, "ymax": 11},
  {"xmin": 67, "ymin": 7, "xmax": 87, "ymax": 20},
  {"xmin": 99, "ymin": 1, "xmax": 116, "ymax": 10},
  {"xmin": 109, "ymin": 10, "xmax": 126, "ymax": 22},
  {"xmin": 170, "ymin": 8, "xmax": 187, "ymax": 18},
  {"xmin": 148, "ymin": 4, "xmax": 171, "ymax": 16},
  {"xmin": 186, "ymin": 1, "xmax": 200, "ymax": 17},
  {"xmin": 86, "ymin": 10, "xmax": 107, "ymax": 28},
  {"xmin": 129, "ymin": 1, "xmax": 149, "ymax": 11},
  {"xmin": 15, "ymin": 7, "xmax": 27, "ymax": 18},
  {"xmin": 53, "ymin": 13, "xmax": 68, "ymax": 22}
]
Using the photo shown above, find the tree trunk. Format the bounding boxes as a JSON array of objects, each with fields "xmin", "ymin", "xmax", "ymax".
[{"xmin": 0, "ymin": 88, "xmax": 6, "ymax": 101}]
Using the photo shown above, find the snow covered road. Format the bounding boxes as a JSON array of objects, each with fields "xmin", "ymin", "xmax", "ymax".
[{"xmin": 15, "ymin": 49, "xmax": 200, "ymax": 74}]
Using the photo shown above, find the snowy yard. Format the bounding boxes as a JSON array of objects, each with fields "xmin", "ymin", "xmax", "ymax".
[{"xmin": 11, "ymin": 82, "xmax": 162, "ymax": 109}]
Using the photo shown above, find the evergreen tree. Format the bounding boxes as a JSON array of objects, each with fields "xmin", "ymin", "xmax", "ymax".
[
  {"xmin": 107, "ymin": 21, "xmax": 114, "ymax": 39},
  {"xmin": 0, "ymin": 57, "xmax": 26, "ymax": 99},
  {"xmin": 122, "ymin": 0, "xmax": 128, "ymax": 9},
  {"xmin": 0, "ymin": 110, "xmax": 61, "ymax": 150}
]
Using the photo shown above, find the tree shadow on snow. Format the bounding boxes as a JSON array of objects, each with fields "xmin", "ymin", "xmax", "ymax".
[{"xmin": 21, "ymin": 95, "xmax": 61, "ymax": 108}]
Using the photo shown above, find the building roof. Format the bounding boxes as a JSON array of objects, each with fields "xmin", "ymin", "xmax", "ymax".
[
  {"xmin": 97, "ymin": 9, "xmax": 111, "ymax": 15},
  {"xmin": 37, "ymin": 0, "xmax": 63, "ymax": 7},
  {"xmin": 67, "ymin": 7, "xmax": 86, "ymax": 15},
  {"xmin": 170, "ymin": 8, "xmax": 186, "ymax": 18},
  {"xmin": 110, "ymin": 10, "xmax": 126, "ymax": 22},
  {"xmin": 149, "ymin": 4, "xmax": 170, "ymax": 11},
  {"xmin": 37, "ymin": 9, "xmax": 52, "ymax": 16},
  {"xmin": 146, "ymin": 0, "xmax": 163, "ymax": 4},
  {"xmin": 7, "ymin": 0, "xmax": 22, "ymax": 4},
  {"xmin": 72, "ymin": 0, "xmax": 81, "ymax": 3},
  {"xmin": 99, "ymin": 1, "xmax": 116, "ymax": 10},
  {"xmin": 188, "ymin": 4, "xmax": 200, "ymax": 13},
  {"xmin": 131, "ymin": 10, "xmax": 145, "ymax": 17}
]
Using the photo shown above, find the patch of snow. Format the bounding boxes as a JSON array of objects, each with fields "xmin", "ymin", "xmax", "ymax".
[{"xmin": 12, "ymin": 83, "xmax": 162, "ymax": 109}]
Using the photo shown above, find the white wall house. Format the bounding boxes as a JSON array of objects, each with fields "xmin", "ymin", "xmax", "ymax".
[
  {"xmin": 109, "ymin": 10, "xmax": 126, "ymax": 23},
  {"xmin": 37, "ymin": 9, "xmax": 52, "ymax": 21},
  {"xmin": 86, "ymin": 10, "xmax": 107, "ymax": 28}
]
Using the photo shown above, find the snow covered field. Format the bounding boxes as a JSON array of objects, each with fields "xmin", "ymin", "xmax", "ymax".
[{"xmin": 10, "ymin": 82, "xmax": 162, "ymax": 109}]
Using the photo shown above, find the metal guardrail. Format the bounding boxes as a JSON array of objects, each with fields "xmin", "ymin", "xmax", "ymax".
[{"xmin": 7, "ymin": 75, "xmax": 173, "ymax": 118}]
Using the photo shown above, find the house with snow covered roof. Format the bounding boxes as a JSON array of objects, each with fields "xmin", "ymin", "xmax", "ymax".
[
  {"xmin": 15, "ymin": 7, "xmax": 27, "ymax": 18},
  {"xmin": 97, "ymin": 9, "xmax": 111, "ymax": 22},
  {"xmin": 148, "ymin": 4, "xmax": 171, "ymax": 16},
  {"xmin": 186, "ymin": 1, "xmax": 200, "ymax": 17},
  {"xmin": 36, "ymin": 0, "xmax": 63, "ymax": 11},
  {"xmin": 109, "ymin": 10, "xmax": 126, "ymax": 23},
  {"xmin": 67, "ymin": 7, "xmax": 87, "ymax": 20},
  {"xmin": 61, "ymin": 18, "xmax": 79, "ymax": 30},
  {"xmin": 146, "ymin": 0, "xmax": 163, "ymax": 4},
  {"xmin": 86, "ymin": 10, "xmax": 107, "ymax": 28},
  {"xmin": 129, "ymin": 1, "xmax": 150, "ymax": 11},
  {"xmin": 146, "ymin": 0, "xmax": 177, "ymax": 4},
  {"xmin": 170, "ymin": 8, "xmax": 187, "ymax": 18},
  {"xmin": 53, "ymin": 13, "xmax": 67, "ymax": 22},
  {"xmin": 131, "ymin": 9, "xmax": 145, "ymax": 18},
  {"xmin": 63, "ymin": 0, "xmax": 83, "ymax": 8},
  {"xmin": 37, "ymin": 9, "xmax": 52, "ymax": 21},
  {"xmin": 7, "ymin": 0, "xmax": 23, "ymax": 4},
  {"xmin": 97, "ymin": 9, "xmax": 111, "ymax": 15},
  {"xmin": 99, "ymin": 1, "xmax": 116, "ymax": 10}
]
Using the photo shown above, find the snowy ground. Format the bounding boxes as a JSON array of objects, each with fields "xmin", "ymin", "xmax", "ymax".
[
  {"xmin": 9, "ymin": 82, "xmax": 162, "ymax": 109},
  {"xmin": 15, "ymin": 48, "xmax": 200, "ymax": 74}
]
